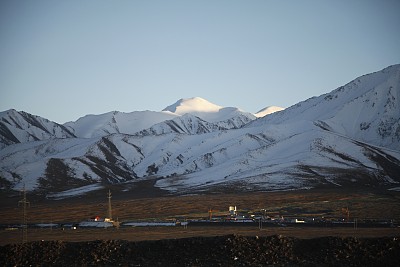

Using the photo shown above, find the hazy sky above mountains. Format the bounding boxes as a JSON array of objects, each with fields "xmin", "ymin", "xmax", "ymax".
[{"xmin": 1, "ymin": 0, "xmax": 399, "ymax": 123}]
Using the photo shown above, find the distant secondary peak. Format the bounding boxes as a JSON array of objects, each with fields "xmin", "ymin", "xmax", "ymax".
[
  {"xmin": 162, "ymin": 97, "xmax": 222, "ymax": 115},
  {"xmin": 255, "ymin": 106, "xmax": 284, "ymax": 118}
]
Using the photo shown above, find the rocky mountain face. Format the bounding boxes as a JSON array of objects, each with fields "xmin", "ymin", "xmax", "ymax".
[
  {"xmin": 0, "ymin": 109, "xmax": 76, "ymax": 149},
  {"xmin": 135, "ymin": 113, "xmax": 254, "ymax": 136},
  {"xmin": 0, "ymin": 65, "xmax": 399, "ymax": 196}
]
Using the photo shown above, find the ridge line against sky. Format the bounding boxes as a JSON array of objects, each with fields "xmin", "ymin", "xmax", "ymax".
[{"xmin": 1, "ymin": 0, "xmax": 399, "ymax": 124}]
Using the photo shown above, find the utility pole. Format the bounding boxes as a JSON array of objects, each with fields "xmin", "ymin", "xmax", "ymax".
[
  {"xmin": 18, "ymin": 185, "xmax": 30, "ymax": 244},
  {"xmin": 107, "ymin": 189, "xmax": 112, "ymax": 220}
]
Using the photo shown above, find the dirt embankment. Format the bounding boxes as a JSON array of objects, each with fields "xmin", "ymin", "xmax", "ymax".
[{"xmin": 1, "ymin": 234, "xmax": 399, "ymax": 266}]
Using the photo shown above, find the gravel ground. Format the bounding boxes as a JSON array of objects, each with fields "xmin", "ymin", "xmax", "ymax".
[{"xmin": 1, "ymin": 234, "xmax": 399, "ymax": 266}]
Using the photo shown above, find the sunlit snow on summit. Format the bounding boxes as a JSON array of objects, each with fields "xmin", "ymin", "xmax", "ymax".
[{"xmin": 162, "ymin": 97, "xmax": 222, "ymax": 115}]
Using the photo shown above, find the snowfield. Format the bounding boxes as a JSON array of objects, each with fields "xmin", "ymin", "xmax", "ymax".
[{"xmin": 46, "ymin": 184, "xmax": 104, "ymax": 200}]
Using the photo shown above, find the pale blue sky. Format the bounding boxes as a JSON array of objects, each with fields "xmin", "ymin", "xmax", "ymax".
[{"xmin": 1, "ymin": 0, "xmax": 399, "ymax": 123}]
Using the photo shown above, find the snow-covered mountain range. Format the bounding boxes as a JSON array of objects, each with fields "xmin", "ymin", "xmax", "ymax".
[{"xmin": 1, "ymin": 65, "xmax": 399, "ymax": 197}]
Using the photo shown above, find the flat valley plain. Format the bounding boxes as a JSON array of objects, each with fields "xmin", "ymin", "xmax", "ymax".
[{"xmin": 1, "ymin": 186, "xmax": 400, "ymax": 245}]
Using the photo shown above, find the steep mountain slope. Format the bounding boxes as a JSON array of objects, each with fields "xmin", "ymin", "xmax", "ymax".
[
  {"xmin": 1, "ymin": 119, "xmax": 398, "ymax": 193},
  {"xmin": 0, "ymin": 136, "xmax": 136, "ymax": 191},
  {"xmin": 0, "ymin": 65, "xmax": 399, "ymax": 196},
  {"xmin": 249, "ymin": 64, "xmax": 400, "ymax": 150},
  {"xmin": 153, "ymin": 132, "xmax": 399, "ymax": 192},
  {"xmin": 0, "ymin": 109, "xmax": 75, "ymax": 149}
]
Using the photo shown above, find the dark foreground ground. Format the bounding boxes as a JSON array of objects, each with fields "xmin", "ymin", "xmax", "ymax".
[
  {"xmin": 1, "ymin": 234, "xmax": 399, "ymax": 267},
  {"xmin": 1, "ymin": 187, "xmax": 399, "ymax": 265}
]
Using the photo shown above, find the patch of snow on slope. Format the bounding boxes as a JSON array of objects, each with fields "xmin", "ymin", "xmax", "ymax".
[{"xmin": 47, "ymin": 184, "xmax": 104, "ymax": 199}]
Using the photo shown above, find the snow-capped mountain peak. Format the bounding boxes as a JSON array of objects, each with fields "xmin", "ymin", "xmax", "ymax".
[
  {"xmin": 162, "ymin": 97, "xmax": 222, "ymax": 115},
  {"xmin": 162, "ymin": 97, "xmax": 256, "ymax": 123}
]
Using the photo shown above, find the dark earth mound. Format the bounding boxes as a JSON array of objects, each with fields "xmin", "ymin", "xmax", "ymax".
[{"xmin": 1, "ymin": 235, "xmax": 399, "ymax": 266}]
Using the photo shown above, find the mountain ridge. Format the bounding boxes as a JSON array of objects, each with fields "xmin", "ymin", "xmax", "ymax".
[
  {"xmin": 0, "ymin": 109, "xmax": 76, "ymax": 149},
  {"xmin": 1, "ymin": 99, "xmax": 265, "ymax": 141},
  {"xmin": 248, "ymin": 64, "xmax": 400, "ymax": 150},
  {"xmin": 1, "ymin": 65, "xmax": 399, "ymax": 196}
]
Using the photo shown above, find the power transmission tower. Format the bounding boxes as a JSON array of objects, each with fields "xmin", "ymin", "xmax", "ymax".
[
  {"xmin": 18, "ymin": 185, "xmax": 30, "ymax": 244},
  {"xmin": 107, "ymin": 189, "xmax": 112, "ymax": 220}
]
